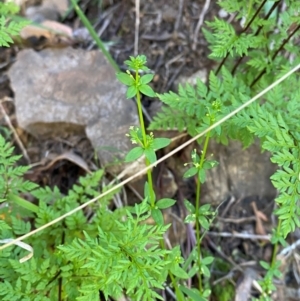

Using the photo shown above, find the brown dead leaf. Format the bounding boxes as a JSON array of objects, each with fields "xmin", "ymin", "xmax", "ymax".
[
  {"xmin": 255, "ymin": 209, "xmax": 268, "ymax": 222},
  {"xmin": 20, "ymin": 20, "xmax": 73, "ymax": 48},
  {"xmin": 41, "ymin": 151, "xmax": 91, "ymax": 174},
  {"xmin": 41, "ymin": 20, "xmax": 73, "ymax": 37},
  {"xmin": 235, "ymin": 268, "xmax": 257, "ymax": 301},
  {"xmin": 251, "ymin": 201, "xmax": 267, "ymax": 236}
]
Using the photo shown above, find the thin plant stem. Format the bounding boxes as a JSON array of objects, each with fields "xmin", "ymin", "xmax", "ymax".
[
  {"xmin": 135, "ymin": 73, "xmax": 154, "ymax": 206},
  {"xmin": 195, "ymin": 129, "xmax": 211, "ymax": 292},
  {"xmin": 69, "ymin": 0, "xmax": 120, "ymax": 72},
  {"xmin": 135, "ymin": 72, "xmax": 182, "ymax": 299},
  {"xmin": 271, "ymin": 219, "xmax": 281, "ymax": 267},
  {"xmin": 169, "ymin": 272, "xmax": 184, "ymax": 301},
  {"xmin": 159, "ymin": 239, "xmax": 183, "ymax": 301}
]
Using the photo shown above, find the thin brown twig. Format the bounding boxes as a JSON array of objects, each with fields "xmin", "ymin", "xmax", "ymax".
[
  {"xmin": 134, "ymin": 0, "xmax": 140, "ymax": 56},
  {"xmin": 279, "ymin": 238, "xmax": 300, "ymax": 257},
  {"xmin": 192, "ymin": 0, "xmax": 210, "ymax": 51},
  {"xmin": 174, "ymin": 0, "xmax": 184, "ymax": 32},
  {"xmin": 220, "ymin": 196, "xmax": 236, "ymax": 217},
  {"xmin": 207, "ymin": 236, "xmax": 242, "ymax": 270},
  {"xmin": 0, "ymin": 98, "xmax": 30, "ymax": 164},
  {"xmin": 218, "ymin": 216, "xmax": 257, "ymax": 224},
  {"xmin": 207, "ymin": 231, "xmax": 270, "ymax": 241}
]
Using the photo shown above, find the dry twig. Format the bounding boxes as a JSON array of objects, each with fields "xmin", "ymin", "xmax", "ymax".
[
  {"xmin": 192, "ymin": 0, "xmax": 211, "ymax": 50},
  {"xmin": 0, "ymin": 97, "xmax": 30, "ymax": 164},
  {"xmin": 134, "ymin": 0, "xmax": 140, "ymax": 56}
]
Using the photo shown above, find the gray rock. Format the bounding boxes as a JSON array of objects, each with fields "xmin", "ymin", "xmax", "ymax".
[
  {"xmin": 8, "ymin": 48, "xmax": 139, "ymax": 172},
  {"xmin": 202, "ymin": 139, "xmax": 277, "ymax": 205}
]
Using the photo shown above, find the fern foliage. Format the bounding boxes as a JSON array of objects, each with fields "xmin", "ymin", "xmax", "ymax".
[
  {"xmin": 150, "ymin": 1, "xmax": 300, "ymax": 298},
  {"xmin": 0, "ymin": 2, "xmax": 27, "ymax": 47},
  {"xmin": 150, "ymin": 66, "xmax": 254, "ymax": 146},
  {"xmin": 59, "ymin": 201, "xmax": 170, "ymax": 301},
  {"xmin": 0, "ymin": 134, "xmax": 125, "ymax": 300},
  {"xmin": 0, "ymin": 134, "xmax": 181, "ymax": 300}
]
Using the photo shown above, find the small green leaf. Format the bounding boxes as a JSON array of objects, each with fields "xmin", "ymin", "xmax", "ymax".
[
  {"xmin": 116, "ymin": 72, "xmax": 134, "ymax": 86},
  {"xmin": 144, "ymin": 182, "xmax": 156, "ymax": 203},
  {"xmin": 151, "ymin": 138, "xmax": 171, "ymax": 150},
  {"xmin": 202, "ymin": 289, "xmax": 211, "ymax": 298},
  {"xmin": 198, "ymin": 216, "xmax": 210, "ymax": 230},
  {"xmin": 184, "ymin": 199, "xmax": 195, "ymax": 213},
  {"xmin": 203, "ymin": 160, "xmax": 219, "ymax": 169},
  {"xmin": 8, "ymin": 193, "xmax": 39, "ymax": 213},
  {"xmin": 202, "ymin": 256, "xmax": 214, "ymax": 265},
  {"xmin": 187, "ymin": 264, "xmax": 199, "ymax": 278},
  {"xmin": 126, "ymin": 85, "xmax": 138, "ymax": 98},
  {"xmin": 139, "ymin": 84, "xmax": 156, "ymax": 97},
  {"xmin": 184, "ymin": 214, "xmax": 196, "ymax": 223},
  {"xmin": 198, "ymin": 169, "xmax": 206, "ymax": 183},
  {"xmin": 0, "ymin": 220, "xmax": 11, "ymax": 230},
  {"xmin": 144, "ymin": 148, "xmax": 156, "ymax": 164},
  {"xmin": 212, "ymin": 125, "xmax": 221, "ymax": 136},
  {"xmin": 156, "ymin": 198, "xmax": 176, "ymax": 209},
  {"xmin": 273, "ymin": 269, "xmax": 282, "ymax": 278},
  {"xmin": 201, "ymin": 264, "xmax": 211, "ymax": 277},
  {"xmin": 183, "ymin": 167, "xmax": 198, "ymax": 178},
  {"xmin": 199, "ymin": 203, "xmax": 211, "ymax": 213},
  {"xmin": 179, "ymin": 286, "xmax": 206, "ymax": 301},
  {"xmin": 125, "ymin": 146, "xmax": 144, "ymax": 162},
  {"xmin": 151, "ymin": 208, "xmax": 164, "ymax": 225},
  {"xmin": 140, "ymin": 74, "xmax": 154, "ymax": 85},
  {"xmin": 170, "ymin": 265, "xmax": 189, "ymax": 279},
  {"xmin": 260, "ymin": 260, "xmax": 270, "ymax": 270}
]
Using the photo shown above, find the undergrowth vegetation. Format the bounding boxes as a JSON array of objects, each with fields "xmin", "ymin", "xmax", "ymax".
[
  {"xmin": 0, "ymin": 0, "xmax": 300, "ymax": 300},
  {"xmin": 0, "ymin": 2, "xmax": 26, "ymax": 47}
]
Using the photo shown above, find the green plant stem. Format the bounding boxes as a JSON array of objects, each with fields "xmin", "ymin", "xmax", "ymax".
[
  {"xmin": 8, "ymin": 193, "xmax": 39, "ymax": 213},
  {"xmin": 70, "ymin": 0, "xmax": 120, "ymax": 72},
  {"xmin": 158, "ymin": 240, "xmax": 183, "ymax": 301},
  {"xmin": 195, "ymin": 130, "xmax": 211, "ymax": 292},
  {"xmin": 135, "ymin": 79, "xmax": 155, "ymax": 207},
  {"xmin": 271, "ymin": 219, "xmax": 281, "ymax": 268},
  {"xmin": 169, "ymin": 272, "xmax": 184, "ymax": 301},
  {"xmin": 136, "ymin": 75, "xmax": 181, "ymax": 299}
]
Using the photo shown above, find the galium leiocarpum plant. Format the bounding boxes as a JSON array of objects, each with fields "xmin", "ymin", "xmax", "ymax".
[
  {"xmin": 116, "ymin": 55, "xmax": 225, "ymax": 301},
  {"xmin": 149, "ymin": 0, "xmax": 300, "ymax": 299}
]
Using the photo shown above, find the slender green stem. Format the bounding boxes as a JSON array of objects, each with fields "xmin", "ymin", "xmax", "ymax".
[
  {"xmin": 195, "ymin": 130, "xmax": 211, "ymax": 292},
  {"xmin": 195, "ymin": 178, "xmax": 202, "ymax": 292},
  {"xmin": 135, "ymin": 71, "xmax": 181, "ymax": 299},
  {"xmin": 70, "ymin": 0, "xmax": 120, "ymax": 72},
  {"xmin": 158, "ymin": 239, "xmax": 183, "ymax": 301},
  {"xmin": 135, "ymin": 78, "xmax": 155, "ymax": 207},
  {"xmin": 8, "ymin": 193, "xmax": 39, "ymax": 213},
  {"xmin": 169, "ymin": 272, "xmax": 184, "ymax": 301},
  {"xmin": 136, "ymin": 73, "xmax": 181, "ymax": 299},
  {"xmin": 271, "ymin": 219, "xmax": 281, "ymax": 268}
]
